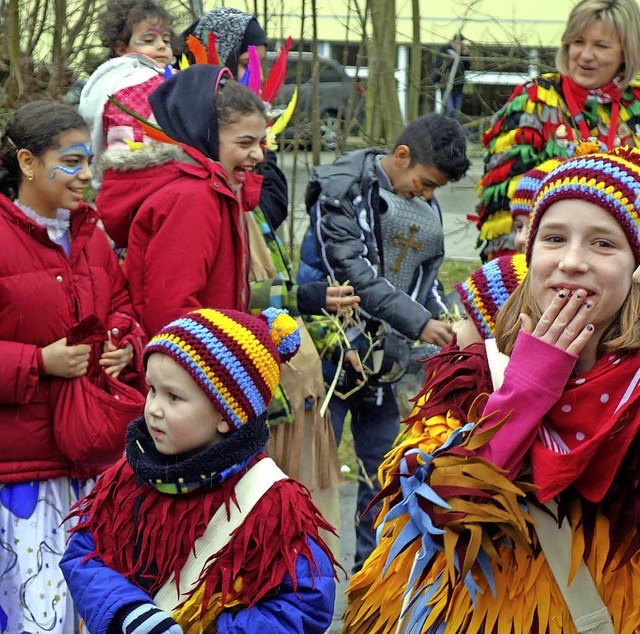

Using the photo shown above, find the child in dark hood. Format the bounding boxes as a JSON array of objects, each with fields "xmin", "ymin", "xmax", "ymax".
[
  {"xmin": 97, "ymin": 64, "xmax": 267, "ymax": 337},
  {"xmin": 183, "ymin": 8, "xmax": 289, "ymax": 231},
  {"xmin": 183, "ymin": 7, "xmax": 267, "ymax": 83}
]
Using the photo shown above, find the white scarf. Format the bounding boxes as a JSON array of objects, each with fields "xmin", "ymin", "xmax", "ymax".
[{"xmin": 15, "ymin": 200, "xmax": 71, "ymax": 242}]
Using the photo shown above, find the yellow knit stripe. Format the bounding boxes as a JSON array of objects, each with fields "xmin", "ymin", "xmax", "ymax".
[
  {"xmin": 151, "ymin": 331, "xmax": 249, "ymax": 424},
  {"xmin": 197, "ymin": 310, "xmax": 280, "ymax": 396}
]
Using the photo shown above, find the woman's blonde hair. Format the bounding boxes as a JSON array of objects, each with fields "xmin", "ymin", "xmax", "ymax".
[
  {"xmin": 495, "ymin": 273, "xmax": 640, "ymax": 357},
  {"xmin": 556, "ymin": 0, "xmax": 640, "ymax": 90}
]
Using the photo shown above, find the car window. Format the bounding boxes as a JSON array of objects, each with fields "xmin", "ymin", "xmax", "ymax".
[
  {"xmin": 284, "ymin": 59, "xmax": 311, "ymax": 84},
  {"xmin": 319, "ymin": 64, "xmax": 344, "ymax": 83}
]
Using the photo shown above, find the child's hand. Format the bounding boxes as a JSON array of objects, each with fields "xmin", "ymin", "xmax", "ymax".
[
  {"xmin": 100, "ymin": 333, "xmax": 134, "ymax": 378},
  {"xmin": 121, "ymin": 603, "xmax": 183, "ymax": 634},
  {"xmin": 41, "ymin": 338, "xmax": 91, "ymax": 378},
  {"xmin": 419, "ymin": 319, "xmax": 454, "ymax": 347},
  {"xmin": 519, "ymin": 288, "xmax": 594, "ymax": 356},
  {"xmin": 325, "ymin": 284, "xmax": 360, "ymax": 313}
]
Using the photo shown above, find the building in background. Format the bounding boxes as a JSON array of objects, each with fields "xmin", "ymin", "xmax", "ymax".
[{"xmin": 188, "ymin": 0, "xmax": 573, "ymax": 122}]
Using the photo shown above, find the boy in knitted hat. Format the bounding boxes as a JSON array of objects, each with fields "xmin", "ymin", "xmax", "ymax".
[{"xmin": 61, "ymin": 307, "xmax": 338, "ymax": 634}]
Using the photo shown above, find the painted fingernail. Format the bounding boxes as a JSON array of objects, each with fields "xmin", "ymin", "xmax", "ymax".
[
  {"xmin": 586, "ymin": 324, "xmax": 594, "ymax": 332},
  {"xmin": 575, "ymin": 292, "xmax": 585, "ymax": 300},
  {"xmin": 584, "ymin": 301, "xmax": 593, "ymax": 309},
  {"xmin": 558, "ymin": 291, "xmax": 566, "ymax": 298}
]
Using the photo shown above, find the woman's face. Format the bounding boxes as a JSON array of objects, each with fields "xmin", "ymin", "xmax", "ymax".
[
  {"xmin": 567, "ymin": 19, "xmax": 623, "ymax": 90},
  {"xmin": 529, "ymin": 199, "xmax": 635, "ymax": 338}
]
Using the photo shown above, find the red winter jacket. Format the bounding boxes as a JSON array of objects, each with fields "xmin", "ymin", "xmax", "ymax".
[
  {"xmin": 96, "ymin": 144, "xmax": 262, "ymax": 337},
  {"xmin": 0, "ymin": 196, "xmax": 143, "ymax": 483}
]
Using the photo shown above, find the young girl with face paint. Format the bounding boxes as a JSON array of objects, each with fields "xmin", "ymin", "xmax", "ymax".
[
  {"xmin": 79, "ymin": 0, "xmax": 175, "ymax": 177},
  {"xmin": 0, "ymin": 101, "xmax": 146, "ymax": 632},
  {"xmin": 344, "ymin": 146, "xmax": 640, "ymax": 633}
]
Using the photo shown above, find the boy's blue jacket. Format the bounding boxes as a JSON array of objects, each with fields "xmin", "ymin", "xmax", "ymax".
[
  {"xmin": 61, "ymin": 531, "xmax": 336, "ymax": 634},
  {"xmin": 60, "ymin": 416, "xmax": 338, "ymax": 633}
]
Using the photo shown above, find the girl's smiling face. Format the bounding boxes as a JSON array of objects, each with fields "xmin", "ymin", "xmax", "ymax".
[
  {"xmin": 117, "ymin": 17, "xmax": 173, "ymax": 68},
  {"xmin": 17, "ymin": 128, "xmax": 92, "ymax": 218},
  {"xmin": 529, "ymin": 199, "xmax": 635, "ymax": 337},
  {"xmin": 217, "ymin": 112, "xmax": 266, "ymax": 190}
]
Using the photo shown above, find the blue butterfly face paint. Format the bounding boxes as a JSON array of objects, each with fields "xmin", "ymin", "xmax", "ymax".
[
  {"xmin": 48, "ymin": 143, "xmax": 91, "ymax": 180},
  {"xmin": 20, "ymin": 129, "xmax": 92, "ymax": 219}
]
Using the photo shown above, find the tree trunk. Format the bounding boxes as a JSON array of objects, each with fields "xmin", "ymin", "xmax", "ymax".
[
  {"xmin": 367, "ymin": 0, "xmax": 403, "ymax": 145},
  {"xmin": 49, "ymin": 0, "xmax": 66, "ymax": 97},
  {"xmin": 310, "ymin": 0, "xmax": 321, "ymax": 165},
  {"xmin": 6, "ymin": 0, "xmax": 24, "ymax": 102},
  {"xmin": 407, "ymin": 0, "xmax": 421, "ymax": 122}
]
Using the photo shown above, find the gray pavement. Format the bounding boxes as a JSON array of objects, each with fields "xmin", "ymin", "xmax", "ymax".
[
  {"xmin": 328, "ymin": 482, "xmax": 357, "ymax": 634},
  {"xmin": 278, "ymin": 148, "xmax": 485, "ymax": 262}
]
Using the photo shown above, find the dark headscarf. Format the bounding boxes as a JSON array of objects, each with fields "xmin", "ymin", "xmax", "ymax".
[
  {"xmin": 186, "ymin": 7, "xmax": 266, "ymax": 78},
  {"xmin": 149, "ymin": 64, "xmax": 231, "ymax": 160}
]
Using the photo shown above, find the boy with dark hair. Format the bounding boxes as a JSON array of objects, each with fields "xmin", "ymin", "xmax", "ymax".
[{"xmin": 298, "ymin": 112, "xmax": 470, "ymax": 571}]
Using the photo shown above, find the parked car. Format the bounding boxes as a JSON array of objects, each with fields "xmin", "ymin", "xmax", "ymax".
[{"xmin": 266, "ymin": 51, "xmax": 365, "ymax": 150}]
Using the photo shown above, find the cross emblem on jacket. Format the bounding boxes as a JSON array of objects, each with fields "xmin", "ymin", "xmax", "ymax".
[{"xmin": 390, "ymin": 224, "xmax": 424, "ymax": 272}]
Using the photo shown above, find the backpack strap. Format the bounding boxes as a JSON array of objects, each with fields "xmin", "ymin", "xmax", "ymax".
[
  {"xmin": 484, "ymin": 339, "xmax": 614, "ymax": 633},
  {"xmin": 528, "ymin": 502, "xmax": 614, "ymax": 633},
  {"xmin": 153, "ymin": 457, "xmax": 288, "ymax": 611}
]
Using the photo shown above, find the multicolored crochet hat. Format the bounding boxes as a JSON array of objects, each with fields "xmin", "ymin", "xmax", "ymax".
[
  {"xmin": 144, "ymin": 307, "xmax": 301, "ymax": 431},
  {"xmin": 455, "ymin": 254, "xmax": 528, "ymax": 340},
  {"xmin": 527, "ymin": 145, "xmax": 640, "ymax": 264},
  {"xmin": 510, "ymin": 158, "xmax": 564, "ymax": 219}
]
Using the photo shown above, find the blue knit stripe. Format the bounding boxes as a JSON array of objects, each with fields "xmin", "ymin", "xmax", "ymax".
[{"xmin": 148, "ymin": 316, "xmax": 267, "ymax": 427}]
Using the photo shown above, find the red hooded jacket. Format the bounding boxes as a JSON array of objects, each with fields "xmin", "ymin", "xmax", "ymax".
[
  {"xmin": 97, "ymin": 144, "xmax": 262, "ymax": 336},
  {"xmin": 0, "ymin": 196, "xmax": 143, "ymax": 483}
]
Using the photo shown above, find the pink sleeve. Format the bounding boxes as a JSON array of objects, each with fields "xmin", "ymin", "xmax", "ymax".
[{"xmin": 476, "ymin": 331, "xmax": 577, "ymax": 477}]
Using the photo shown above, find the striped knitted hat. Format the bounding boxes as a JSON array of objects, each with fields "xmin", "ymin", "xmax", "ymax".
[
  {"xmin": 455, "ymin": 254, "xmax": 528, "ymax": 339},
  {"xmin": 527, "ymin": 146, "xmax": 640, "ymax": 264},
  {"xmin": 144, "ymin": 307, "xmax": 301, "ymax": 431},
  {"xmin": 510, "ymin": 158, "xmax": 564, "ymax": 219}
]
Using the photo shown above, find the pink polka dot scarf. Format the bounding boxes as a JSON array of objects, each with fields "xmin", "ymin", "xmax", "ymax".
[{"xmin": 530, "ymin": 351, "xmax": 640, "ymax": 503}]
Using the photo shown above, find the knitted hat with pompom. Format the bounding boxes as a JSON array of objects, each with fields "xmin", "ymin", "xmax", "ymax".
[
  {"xmin": 144, "ymin": 307, "xmax": 300, "ymax": 431},
  {"xmin": 527, "ymin": 144, "xmax": 640, "ymax": 264},
  {"xmin": 455, "ymin": 254, "xmax": 528, "ymax": 340}
]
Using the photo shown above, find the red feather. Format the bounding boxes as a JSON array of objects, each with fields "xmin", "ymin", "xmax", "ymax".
[
  {"xmin": 207, "ymin": 32, "xmax": 219, "ymax": 66},
  {"xmin": 261, "ymin": 36, "xmax": 292, "ymax": 104}
]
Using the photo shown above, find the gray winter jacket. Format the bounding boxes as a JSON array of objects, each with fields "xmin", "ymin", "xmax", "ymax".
[{"xmin": 299, "ymin": 148, "xmax": 443, "ymax": 341}]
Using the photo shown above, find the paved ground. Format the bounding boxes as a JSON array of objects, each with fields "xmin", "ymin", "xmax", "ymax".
[{"xmin": 328, "ymin": 482, "xmax": 357, "ymax": 634}]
